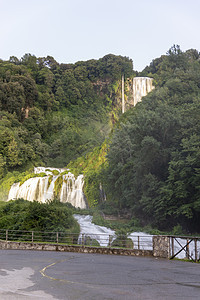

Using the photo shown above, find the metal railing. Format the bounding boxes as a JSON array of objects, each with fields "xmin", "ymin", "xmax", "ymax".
[
  {"xmin": 0, "ymin": 229, "xmax": 153, "ymax": 250},
  {"xmin": 2, "ymin": 229, "xmax": 200, "ymax": 260},
  {"xmin": 169, "ymin": 235, "xmax": 200, "ymax": 262}
]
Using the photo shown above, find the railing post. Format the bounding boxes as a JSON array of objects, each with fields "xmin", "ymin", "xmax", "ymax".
[
  {"xmin": 186, "ymin": 239, "xmax": 189, "ymax": 259},
  {"xmin": 6, "ymin": 230, "xmax": 8, "ymax": 242},
  {"xmin": 194, "ymin": 239, "xmax": 197, "ymax": 262},
  {"xmin": 56, "ymin": 232, "xmax": 59, "ymax": 244},
  {"xmin": 108, "ymin": 235, "xmax": 112, "ymax": 248},
  {"xmin": 32, "ymin": 231, "xmax": 34, "ymax": 243},
  {"xmin": 171, "ymin": 237, "xmax": 174, "ymax": 257},
  {"xmin": 82, "ymin": 234, "xmax": 85, "ymax": 247},
  {"xmin": 138, "ymin": 236, "xmax": 140, "ymax": 250},
  {"xmin": 153, "ymin": 236, "xmax": 170, "ymax": 258}
]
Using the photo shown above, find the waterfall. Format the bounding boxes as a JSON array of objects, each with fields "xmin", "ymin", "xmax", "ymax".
[
  {"xmin": 60, "ymin": 174, "xmax": 86, "ymax": 209},
  {"xmin": 8, "ymin": 177, "xmax": 48, "ymax": 203},
  {"xmin": 8, "ymin": 167, "xmax": 87, "ymax": 209},
  {"xmin": 34, "ymin": 167, "xmax": 66, "ymax": 174},
  {"xmin": 133, "ymin": 77, "xmax": 154, "ymax": 106}
]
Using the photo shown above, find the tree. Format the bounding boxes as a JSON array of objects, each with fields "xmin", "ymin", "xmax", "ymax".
[
  {"xmin": 164, "ymin": 134, "xmax": 200, "ymax": 232},
  {"xmin": 11, "ymin": 74, "xmax": 38, "ymax": 107},
  {"xmin": 0, "ymin": 82, "xmax": 25, "ymax": 117},
  {"xmin": 0, "ymin": 154, "xmax": 6, "ymax": 179},
  {"xmin": 20, "ymin": 53, "xmax": 37, "ymax": 70},
  {"xmin": 7, "ymin": 139, "xmax": 20, "ymax": 167},
  {"xmin": 9, "ymin": 56, "xmax": 20, "ymax": 65}
]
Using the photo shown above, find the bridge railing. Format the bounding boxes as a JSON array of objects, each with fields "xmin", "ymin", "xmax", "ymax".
[{"xmin": 0, "ymin": 229, "xmax": 153, "ymax": 250}]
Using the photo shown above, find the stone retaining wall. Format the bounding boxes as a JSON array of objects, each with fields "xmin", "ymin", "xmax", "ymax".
[
  {"xmin": 0, "ymin": 240, "xmax": 153, "ymax": 257},
  {"xmin": 0, "ymin": 236, "xmax": 171, "ymax": 258}
]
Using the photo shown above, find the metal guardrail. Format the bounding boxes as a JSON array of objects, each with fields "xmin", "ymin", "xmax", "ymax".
[{"xmin": 0, "ymin": 229, "xmax": 153, "ymax": 250}]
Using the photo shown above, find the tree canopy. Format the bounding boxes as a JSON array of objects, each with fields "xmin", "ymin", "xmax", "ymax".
[
  {"xmin": 2, "ymin": 47, "xmax": 200, "ymax": 234},
  {"xmin": 104, "ymin": 46, "xmax": 200, "ymax": 233},
  {"xmin": 0, "ymin": 53, "xmax": 133, "ymax": 179}
]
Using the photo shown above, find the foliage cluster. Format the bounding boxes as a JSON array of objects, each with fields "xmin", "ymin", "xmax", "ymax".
[
  {"xmin": 0, "ymin": 198, "xmax": 79, "ymax": 234},
  {"xmin": 66, "ymin": 140, "xmax": 109, "ymax": 207},
  {"xmin": 104, "ymin": 45, "xmax": 200, "ymax": 233},
  {"xmin": 111, "ymin": 229, "xmax": 133, "ymax": 249},
  {"xmin": 0, "ymin": 53, "xmax": 133, "ymax": 198},
  {"xmin": 2, "ymin": 46, "xmax": 200, "ymax": 236}
]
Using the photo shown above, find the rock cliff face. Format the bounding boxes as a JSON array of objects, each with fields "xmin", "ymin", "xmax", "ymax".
[
  {"xmin": 133, "ymin": 77, "xmax": 154, "ymax": 106},
  {"xmin": 91, "ymin": 76, "xmax": 154, "ymax": 114}
]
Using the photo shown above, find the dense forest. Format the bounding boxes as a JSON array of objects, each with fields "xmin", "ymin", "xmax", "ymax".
[
  {"xmin": 0, "ymin": 53, "xmax": 132, "ymax": 171},
  {"xmin": 1, "ymin": 46, "xmax": 200, "ymax": 234},
  {"xmin": 104, "ymin": 46, "xmax": 200, "ymax": 233}
]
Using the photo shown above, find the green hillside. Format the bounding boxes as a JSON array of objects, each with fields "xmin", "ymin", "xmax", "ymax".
[
  {"xmin": 104, "ymin": 46, "xmax": 200, "ymax": 233},
  {"xmin": 0, "ymin": 53, "xmax": 133, "ymax": 199},
  {"xmin": 66, "ymin": 46, "xmax": 200, "ymax": 234},
  {"xmin": 1, "ymin": 46, "xmax": 200, "ymax": 234}
]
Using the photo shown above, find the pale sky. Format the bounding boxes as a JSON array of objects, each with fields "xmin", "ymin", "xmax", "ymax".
[{"xmin": 0, "ymin": 0, "xmax": 200, "ymax": 71}]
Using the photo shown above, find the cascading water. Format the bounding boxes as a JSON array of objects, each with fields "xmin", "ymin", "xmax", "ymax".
[
  {"xmin": 74, "ymin": 214, "xmax": 115, "ymax": 247},
  {"xmin": 60, "ymin": 173, "xmax": 86, "ymax": 208},
  {"xmin": 8, "ymin": 177, "xmax": 48, "ymax": 203},
  {"xmin": 8, "ymin": 167, "xmax": 87, "ymax": 209},
  {"xmin": 74, "ymin": 214, "xmax": 153, "ymax": 248},
  {"xmin": 133, "ymin": 77, "xmax": 154, "ymax": 106},
  {"xmin": 128, "ymin": 232, "xmax": 152, "ymax": 250},
  {"xmin": 74, "ymin": 215, "xmax": 200, "ymax": 259}
]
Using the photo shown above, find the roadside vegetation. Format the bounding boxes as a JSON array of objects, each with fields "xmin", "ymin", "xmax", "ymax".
[{"xmin": 0, "ymin": 198, "xmax": 79, "ymax": 234}]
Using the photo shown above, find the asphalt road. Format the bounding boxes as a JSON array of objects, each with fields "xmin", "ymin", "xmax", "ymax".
[{"xmin": 0, "ymin": 250, "xmax": 199, "ymax": 299}]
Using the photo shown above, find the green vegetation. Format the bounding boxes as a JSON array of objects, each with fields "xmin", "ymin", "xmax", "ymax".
[
  {"xmin": 54, "ymin": 175, "xmax": 64, "ymax": 199},
  {"xmin": 0, "ymin": 53, "xmax": 133, "ymax": 174},
  {"xmin": 103, "ymin": 45, "xmax": 200, "ymax": 234},
  {"xmin": 67, "ymin": 140, "xmax": 108, "ymax": 207},
  {"xmin": 91, "ymin": 210, "xmax": 163, "ymax": 235},
  {"xmin": 1, "ymin": 46, "xmax": 200, "ymax": 236},
  {"xmin": 111, "ymin": 229, "xmax": 133, "ymax": 249},
  {"xmin": 84, "ymin": 236, "xmax": 100, "ymax": 247},
  {"xmin": 0, "ymin": 198, "xmax": 79, "ymax": 233},
  {"xmin": 0, "ymin": 53, "xmax": 133, "ymax": 201}
]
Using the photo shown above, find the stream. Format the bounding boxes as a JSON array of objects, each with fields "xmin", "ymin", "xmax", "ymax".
[
  {"xmin": 74, "ymin": 214, "xmax": 200, "ymax": 259},
  {"xmin": 74, "ymin": 214, "xmax": 152, "ymax": 249}
]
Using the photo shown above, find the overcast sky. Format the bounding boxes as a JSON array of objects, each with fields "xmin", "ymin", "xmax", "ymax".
[{"xmin": 1, "ymin": 0, "xmax": 200, "ymax": 71}]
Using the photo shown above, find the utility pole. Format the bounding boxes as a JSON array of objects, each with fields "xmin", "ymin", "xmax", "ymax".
[{"xmin": 122, "ymin": 74, "xmax": 125, "ymax": 113}]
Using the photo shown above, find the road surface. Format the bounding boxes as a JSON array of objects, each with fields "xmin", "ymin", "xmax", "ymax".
[{"xmin": 0, "ymin": 250, "xmax": 199, "ymax": 299}]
